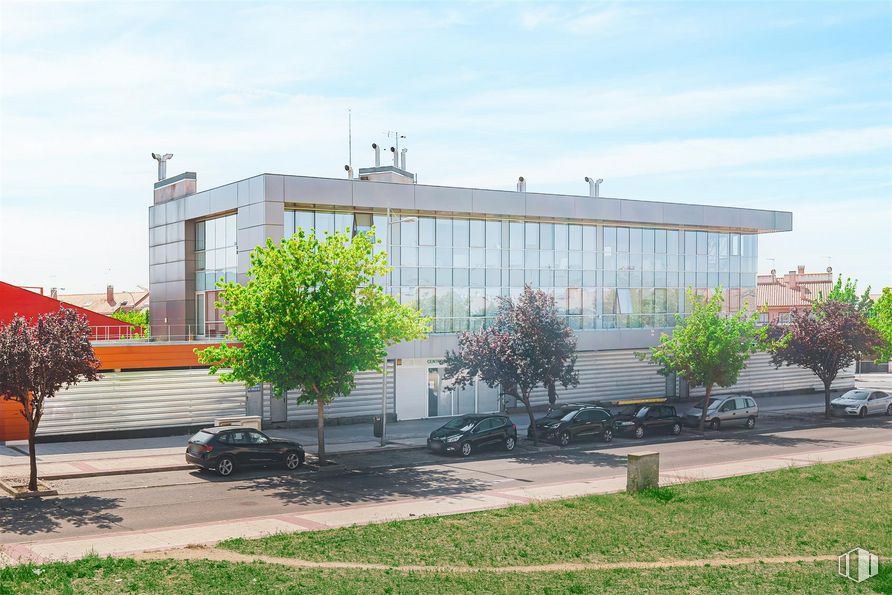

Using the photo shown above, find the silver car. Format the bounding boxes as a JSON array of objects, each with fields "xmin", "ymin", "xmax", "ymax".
[
  {"xmin": 684, "ymin": 395, "xmax": 759, "ymax": 430},
  {"xmin": 830, "ymin": 389, "xmax": 892, "ymax": 418}
]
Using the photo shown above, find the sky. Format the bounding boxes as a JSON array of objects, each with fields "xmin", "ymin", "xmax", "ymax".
[{"xmin": 1, "ymin": 1, "xmax": 890, "ymax": 293}]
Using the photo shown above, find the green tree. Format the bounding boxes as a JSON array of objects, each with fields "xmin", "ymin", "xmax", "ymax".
[
  {"xmin": 818, "ymin": 275, "xmax": 872, "ymax": 313},
  {"xmin": 867, "ymin": 287, "xmax": 892, "ymax": 363},
  {"xmin": 196, "ymin": 229, "xmax": 429, "ymax": 460},
  {"xmin": 637, "ymin": 289, "xmax": 764, "ymax": 430},
  {"xmin": 110, "ymin": 309, "xmax": 149, "ymax": 338}
]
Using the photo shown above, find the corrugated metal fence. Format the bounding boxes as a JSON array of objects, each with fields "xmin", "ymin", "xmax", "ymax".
[
  {"xmin": 260, "ymin": 371, "xmax": 395, "ymax": 423},
  {"xmin": 38, "ymin": 369, "xmax": 246, "ymax": 436}
]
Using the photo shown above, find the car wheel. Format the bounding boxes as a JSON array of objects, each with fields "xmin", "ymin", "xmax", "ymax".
[
  {"xmin": 745, "ymin": 416, "xmax": 756, "ymax": 430},
  {"xmin": 461, "ymin": 442, "xmax": 473, "ymax": 457},
  {"xmin": 859, "ymin": 407, "xmax": 867, "ymax": 418},
  {"xmin": 710, "ymin": 418, "xmax": 721, "ymax": 431},
  {"xmin": 505, "ymin": 436, "xmax": 516, "ymax": 451},
  {"xmin": 634, "ymin": 425, "xmax": 645, "ymax": 439},
  {"xmin": 886, "ymin": 404, "xmax": 892, "ymax": 416},
  {"xmin": 671, "ymin": 422, "xmax": 682, "ymax": 436},
  {"xmin": 602, "ymin": 428, "xmax": 613, "ymax": 443},
  {"xmin": 284, "ymin": 451, "xmax": 302, "ymax": 470},
  {"xmin": 559, "ymin": 432, "xmax": 571, "ymax": 447},
  {"xmin": 216, "ymin": 456, "xmax": 235, "ymax": 477}
]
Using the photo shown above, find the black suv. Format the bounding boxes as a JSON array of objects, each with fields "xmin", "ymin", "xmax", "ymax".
[
  {"xmin": 613, "ymin": 405, "xmax": 682, "ymax": 439},
  {"xmin": 428, "ymin": 414, "xmax": 517, "ymax": 457},
  {"xmin": 185, "ymin": 426, "xmax": 305, "ymax": 477},
  {"xmin": 528, "ymin": 404, "xmax": 614, "ymax": 446}
]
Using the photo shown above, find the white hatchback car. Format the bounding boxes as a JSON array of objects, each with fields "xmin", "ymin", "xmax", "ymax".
[{"xmin": 830, "ymin": 389, "xmax": 892, "ymax": 418}]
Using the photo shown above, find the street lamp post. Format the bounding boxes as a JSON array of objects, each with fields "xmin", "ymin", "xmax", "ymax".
[{"xmin": 381, "ymin": 207, "xmax": 417, "ymax": 446}]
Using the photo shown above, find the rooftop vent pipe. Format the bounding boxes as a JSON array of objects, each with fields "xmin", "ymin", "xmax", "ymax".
[
  {"xmin": 516, "ymin": 176, "xmax": 526, "ymax": 192},
  {"xmin": 344, "ymin": 164, "xmax": 354, "ymax": 179},
  {"xmin": 371, "ymin": 143, "xmax": 381, "ymax": 167},
  {"xmin": 390, "ymin": 146, "xmax": 399, "ymax": 167},
  {"xmin": 584, "ymin": 176, "xmax": 603, "ymax": 197},
  {"xmin": 400, "ymin": 148, "xmax": 408, "ymax": 170}
]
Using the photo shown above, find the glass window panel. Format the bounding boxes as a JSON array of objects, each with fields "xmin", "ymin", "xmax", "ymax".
[
  {"xmin": 470, "ymin": 268, "xmax": 485, "ymax": 287},
  {"xmin": 205, "ymin": 248, "xmax": 217, "ymax": 270},
  {"xmin": 629, "ymin": 228, "xmax": 642, "ymax": 254},
  {"xmin": 400, "ymin": 286, "xmax": 417, "ymax": 307},
  {"xmin": 582, "ymin": 251, "xmax": 596, "ymax": 270},
  {"xmin": 437, "ymin": 268, "xmax": 452, "ymax": 286},
  {"xmin": 436, "ymin": 247, "xmax": 453, "ymax": 267},
  {"xmin": 355, "ymin": 213, "xmax": 372, "ymax": 234},
  {"xmin": 470, "ymin": 220, "xmax": 485, "ymax": 247},
  {"xmin": 654, "ymin": 229, "xmax": 666, "ymax": 254},
  {"xmin": 335, "ymin": 212, "xmax": 352, "ymax": 234},
  {"xmin": 696, "ymin": 231, "xmax": 707, "ymax": 255},
  {"xmin": 643, "ymin": 229, "xmax": 654, "ymax": 254},
  {"xmin": 539, "ymin": 250, "xmax": 554, "ymax": 269},
  {"xmin": 284, "ymin": 212, "xmax": 294, "ymax": 239},
  {"xmin": 685, "ymin": 231, "xmax": 696, "ymax": 256},
  {"xmin": 204, "ymin": 218, "xmax": 216, "ymax": 248},
  {"xmin": 469, "ymin": 248, "xmax": 484, "ymax": 268},
  {"xmin": 470, "ymin": 288, "xmax": 486, "ymax": 316},
  {"xmin": 643, "ymin": 271, "xmax": 654, "ymax": 288},
  {"xmin": 568, "ymin": 288, "xmax": 582, "ymax": 315},
  {"xmin": 629, "ymin": 271, "xmax": 642, "ymax": 287},
  {"xmin": 486, "ymin": 288, "xmax": 501, "ymax": 315},
  {"xmin": 315, "ymin": 212, "xmax": 334, "ymax": 236},
  {"xmin": 419, "ymin": 246, "xmax": 435, "ymax": 267},
  {"xmin": 630, "ymin": 253, "xmax": 642, "ymax": 271},
  {"xmin": 418, "ymin": 218, "xmax": 435, "ymax": 245},
  {"xmin": 569, "ymin": 269, "xmax": 582, "ymax": 287},
  {"xmin": 616, "ymin": 288, "xmax": 633, "ymax": 314},
  {"xmin": 554, "ymin": 269, "xmax": 569, "ymax": 287},
  {"xmin": 435, "ymin": 219, "xmax": 452, "ymax": 247},
  {"xmin": 509, "ymin": 249, "xmax": 523, "ymax": 268},
  {"xmin": 510, "ymin": 269, "xmax": 524, "ymax": 286},
  {"xmin": 603, "ymin": 270, "xmax": 616, "ymax": 287},
  {"xmin": 401, "ymin": 247, "xmax": 418, "ymax": 267},
  {"xmin": 569, "ymin": 252, "xmax": 582, "ymax": 269},
  {"xmin": 708, "ymin": 272, "xmax": 718, "ymax": 288},
  {"xmin": 485, "ymin": 220, "xmax": 501, "ymax": 248},
  {"xmin": 707, "ymin": 232, "xmax": 718, "ymax": 256},
  {"xmin": 453, "ymin": 247, "xmax": 469, "ymax": 267},
  {"xmin": 554, "ymin": 288, "xmax": 568, "ymax": 315},
  {"xmin": 215, "ymin": 217, "xmax": 227, "ymax": 249},
  {"xmin": 540, "ymin": 269, "xmax": 554, "ymax": 286},
  {"xmin": 509, "ymin": 222, "xmax": 524, "ymax": 249},
  {"xmin": 524, "ymin": 269, "xmax": 538, "ymax": 285},
  {"xmin": 225, "ymin": 215, "xmax": 237, "ymax": 247},
  {"xmin": 655, "ymin": 271, "xmax": 666, "ymax": 287},
  {"xmin": 582, "ymin": 226, "xmax": 596, "ymax": 252},
  {"xmin": 452, "ymin": 219, "xmax": 469, "ymax": 247},
  {"xmin": 454, "ymin": 268, "xmax": 469, "ymax": 286},
  {"xmin": 583, "ymin": 270, "xmax": 596, "ymax": 287},
  {"xmin": 400, "ymin": 267, "xmax": 417, "ymax": 286},
  {"xmin": 525, "ymin": 222, "xmax": 539, "ymax": 249},
  {"xmin": 731, "ymin": 233, "xmax": 740, "ymax": 256},
  {"xmin": 196, "ymin": 272, "xmax": 206, "ymax": 291},
  {"xmin": 617, "ymin": 271, "xmax": 630, "ymax": 287},
  {"xmin": 525, "ymin": 250, "xmax": 539, "ymax": 268},
  {"xmin": 697, "ymin": 255, "xmax": 707, "ymax": 272},
  {"xmin": 226, "ymin": 246, "xmax": 236, "ymax": 269},
  {"xmin": 554, "ymin": 223, "xmax": 582, "ymax": 250},
  {"xmin": 419, "ymin": 267, "xmax": 436, "ymax": 286},
  {"xmin": 617, "ymin": 227, "xmax": 630, "ymax": 252},
  {"xmin": 419, "ymin": 288, "xmax": 436, "ymax": 317},
  {"xmin": 719, "ymin": 234, "xmax": 729, "ymax": 257},
  {"xmin": 295, "ymin": 210, "xmax": 314, "ymax": 232},
  {"xmin": 196, "ymin": 250, "xmax": 206, "ymax": 271},
  {"xmin": 540, "ymin": 223, "xmax": 554, "ymax": 249},
  {"xmin": 667, "ymin": 230, "xmax": 678, "ymax": 254},
  {"xmin": 486, "ymin": 268, "xmax": 501, "ymax": 287},
  {"xmin": 556, "ymin": 251, "xmax": 569, "ymax": 270},
  {"xmin": 486, "ymin": 249, "xmax": 500, "ymax": 268}
]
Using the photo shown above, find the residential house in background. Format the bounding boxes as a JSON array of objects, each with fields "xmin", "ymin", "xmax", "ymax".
[
  {"xmin": 59, "ymin": 285, "xmax": 150, "ymax": 316},
  {"xmin": 755, "ymin": 265, "xmax": 833, "ymax": 323}
]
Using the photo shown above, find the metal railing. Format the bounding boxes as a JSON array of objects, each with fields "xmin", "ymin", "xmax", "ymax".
[{"xmin": 89, "ymin": 322, "xmax": 229, "ymax": 343}]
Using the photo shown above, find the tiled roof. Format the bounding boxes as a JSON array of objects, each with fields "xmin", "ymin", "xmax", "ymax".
[
  {"xmin": 756, "ymin": 282, "xmax": 832, "ymax": 308},
  {"xmin": 59, "ymin": 291, "xmax": 149, "ymax": 315}
]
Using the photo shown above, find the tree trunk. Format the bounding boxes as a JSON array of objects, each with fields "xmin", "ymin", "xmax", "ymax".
[
  {"xmin": 522, "ymin": 393, "xmax": 539, "ymax": 446},
  {"xmin": 547, "ymin": 380, "xmax": 557, "ymax": 407},
  {"xmin": 28, "ymin": 422, "xmax": 38, "ymax": 492},
  {"xmin": 316, "ymin": 399, "xmax": 326, "ymax": 463},
  {"xmin": 824, "ymin": 380, "xmax": 832, "ymax": 418},
  {"xmin": 699, "ymin": 384, "xmax": 712, "ymax": 431}
]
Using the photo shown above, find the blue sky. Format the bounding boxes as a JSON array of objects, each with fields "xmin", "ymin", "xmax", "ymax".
[{"xmin": 1, "ymin": 1, "xmax": 890, "ymax": 293}]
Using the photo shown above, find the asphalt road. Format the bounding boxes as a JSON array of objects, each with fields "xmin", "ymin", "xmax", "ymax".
[{"xmin": 2, "ymin": 410, "xmax": 890, "ymax": 546}]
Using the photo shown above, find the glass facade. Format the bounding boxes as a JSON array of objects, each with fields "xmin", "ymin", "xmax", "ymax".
[
  {"xmin": 284, "ymin": 209, "xmax": 758, "ymax": 333},
  {"xmin": 195, "ymin": 213, "xmax": 237, "ymax": 336}
]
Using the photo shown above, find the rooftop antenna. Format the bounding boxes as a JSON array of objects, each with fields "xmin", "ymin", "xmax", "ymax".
[
  {"xmin": 386, "ymin": 131, "xmax": 406, "ymax": 156},
  {"xmin": 348, "ymin": 109, "xmax": 352, "ymax": 173}
]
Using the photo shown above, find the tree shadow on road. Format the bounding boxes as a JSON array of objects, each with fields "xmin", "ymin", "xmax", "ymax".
[{"xmin": 0, "ymin": 494, "xmax": 124, "ymax": 536}]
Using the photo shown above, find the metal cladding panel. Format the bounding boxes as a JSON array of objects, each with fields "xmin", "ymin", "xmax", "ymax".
[
  {"xmin": 526, "ymin": 350, "xmax": 666, "ymax": 407},
  {"xmin": 260, "ymin": 370, "xmax": 395, "ymax": 422},
  {"xmin": 688, "ymin": 352, "xmax": 855, "ymax": 397},
  {"xmin": 37, "ymin": 370, "xmax": 246, "ymax": 436}
]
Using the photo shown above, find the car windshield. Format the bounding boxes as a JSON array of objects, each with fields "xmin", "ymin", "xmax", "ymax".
[
  {"xmin": 560, "ymin": 410, "xmax": 578, "ymax": 422},
  {"xmin": 692, "ymin": 398, "xmax": 722, "ymax": 410},
  {"xmin": 840, "ymin": 390, "xmax": 869, "ymax": 400},
  {"xmin": 615, "ymin": 405, "xmax": 644, "ymax": 417},
  {"xmin": 442, "ymin": 417, "xmax": 476, "ymax": 432},
  {"xmin": 188, "ymin": 430, "xmax": 214, "ymax": 444},
  {"xmin": 545, "ymin": 408, "xmax": 575, "ymax": 420}
]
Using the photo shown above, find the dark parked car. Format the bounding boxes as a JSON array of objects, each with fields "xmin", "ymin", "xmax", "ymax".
[
  {"xmin": 613, "ymin": 405, "xmax": 682, "ymax": 439},
  {"xmin": 527, "ymin": 404, "xmax": 614, "ymax": 446},
  {"xmin": 428, "ymin": 414, "xmax": 517, "ymax": 457},
  {"xmin": 185, "ymin": 426, "xmax": 305, "ymax": 477}
]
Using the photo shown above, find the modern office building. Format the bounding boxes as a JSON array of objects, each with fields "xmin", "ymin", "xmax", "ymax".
[{"xmin": 144, "ymin": 155, "xmax": 847, "ymax": 427}]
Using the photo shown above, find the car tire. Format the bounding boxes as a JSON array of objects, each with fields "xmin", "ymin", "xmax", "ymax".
[
  {"xmin": 559, "ymin": 432, "xmax": 571, "ymax": 447},
  {"xmin": 505, "ymin": 436, "xmax": 516, "ymax": 451},
  {"xmin": 886, "ymin": 404, "xmax": 892, "ymax": 416},
  {"xmin": 710, "ymin": 418, "xmax": 721, "ymax": 431},
  {"xmin": 671, "ymin": 422, "xmax": 682, "ymax": 436},
  {"xmin": 745, "ymin": 416, "xmax": 756, "ymax": 430},
  {"xmin": 284, "ymin": 451, "xmax": 302, "ymax": 470},
  {"xmin": 461, "ymin": 442, "xmax": 473, "ymax": 457},
  {"xmin": 634, "ymin": 425, "xmax": 645, "ymax": 439},
  {"xmin": 602, "ymin": 428, "xmax": 613, "ymax": 443},
  {"xmin": 216, "ymin": 455, "xmax": 235, "ymax": 477},
  {"xmin": 859, "ymin": 407, "xmax": 867, "ymax": 418}
]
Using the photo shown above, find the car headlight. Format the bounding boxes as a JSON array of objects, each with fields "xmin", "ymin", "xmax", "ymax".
[{"xmin": 445, "ymin": 434, "xmax": 462, "ymax": 443}]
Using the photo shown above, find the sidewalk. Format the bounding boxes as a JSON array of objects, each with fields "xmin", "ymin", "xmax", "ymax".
[
  {"xmin": 2, "ymin": 439, "xmax": 890, "ymax": 566},
  {"xmin": 0, "ymin": 392, "xmax": 838, "ymax": 482}
]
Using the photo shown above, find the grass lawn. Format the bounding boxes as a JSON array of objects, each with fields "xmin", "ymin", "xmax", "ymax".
[
  {"xmin": 3, "ymin": 557, "xmax": 891, "ymax": 594},
  {"xmin": 220, "ymin": 455, "xmax": 892, "ymax": 567}
]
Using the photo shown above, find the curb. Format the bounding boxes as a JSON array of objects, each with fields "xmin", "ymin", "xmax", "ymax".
[{"xmin": 42, "ymin": 464, "xmax": 197, "ymax": 481}]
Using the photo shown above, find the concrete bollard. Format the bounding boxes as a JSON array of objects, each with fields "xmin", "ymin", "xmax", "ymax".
[{"xmin": 627, "ymin": 451, "xmax": 660, "ymax": 493}]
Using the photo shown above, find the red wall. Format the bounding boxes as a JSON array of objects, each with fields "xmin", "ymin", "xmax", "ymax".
[{"xmin": 0, "ymin": 281, "xmax": 137, "ymax": 340}]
